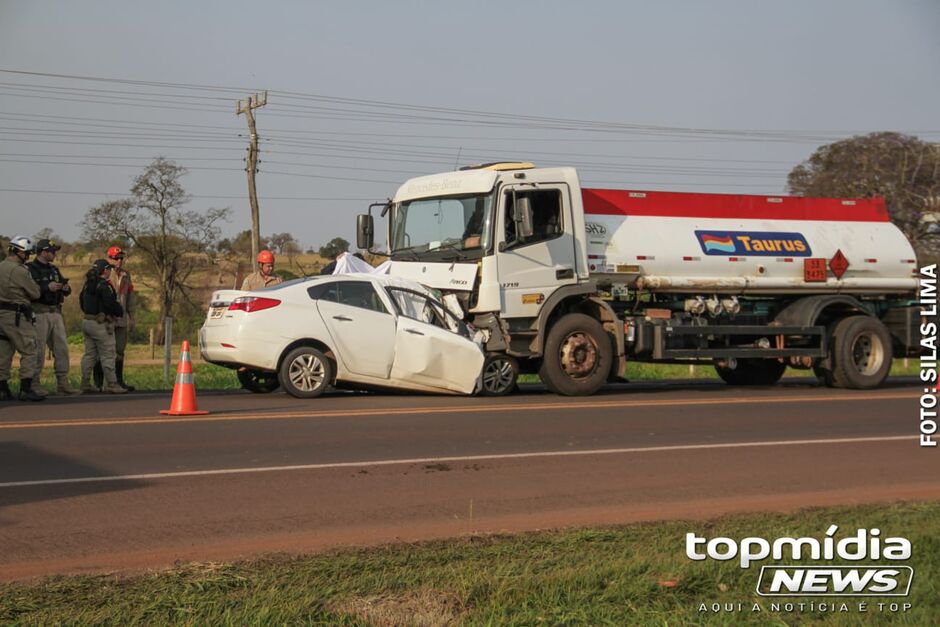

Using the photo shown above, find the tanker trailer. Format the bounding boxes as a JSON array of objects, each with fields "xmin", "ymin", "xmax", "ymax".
[{"xmin": 357, "ymin": 163, "xmax": 923, "ymax": 395}]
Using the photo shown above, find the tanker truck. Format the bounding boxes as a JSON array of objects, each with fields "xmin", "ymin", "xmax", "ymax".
[{"xmin": 356, "ymin": 162, "xmax": 922, "ymax": 396}]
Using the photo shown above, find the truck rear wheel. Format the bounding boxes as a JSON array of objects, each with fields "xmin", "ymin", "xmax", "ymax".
[
  {"xmin": 539, "ymin": 313, "xmax": 612, "ymax": 396},
  {"xmin": 715, "ymin": 358, "xmax": 787, "ymax": 386},
  {"xmin": 826, "ymin": 316, "xmax": 892, "ymax": 389}
]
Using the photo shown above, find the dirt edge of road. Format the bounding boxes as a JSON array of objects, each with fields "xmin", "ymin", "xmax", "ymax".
[{"xmin": 3, "ymin": 482, "xmax": 938, "ymax": 582}]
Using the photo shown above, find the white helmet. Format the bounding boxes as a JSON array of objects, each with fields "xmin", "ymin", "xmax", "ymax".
[{"xmin": 9, "ymin": 235, "xmax": 33, "ymax": 254}]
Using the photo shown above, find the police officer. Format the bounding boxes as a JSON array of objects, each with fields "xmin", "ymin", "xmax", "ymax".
[
  {"xmin": 27, "ymin": 239, "xmax": 80, "ymax": 396},
  {"xmin": 241, "ymin": 250, "xmax": 283, "ymax": 290},
  {"xmin": 94, "ymin": 245, "xmax": 135, "ymax": 391},
  {"xmin": 79, "ymin": 259, "xmax": 127, "ymax": 394},
  {"xmin": 0, "ymin": 235, "xmax": 44, "ymax": 402}
]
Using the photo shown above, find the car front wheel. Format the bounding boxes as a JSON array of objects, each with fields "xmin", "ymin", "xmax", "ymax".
[
  {"xmin": 279, "ymin": 346, "xmax": 333, "ymax": 398},
  {"xmin": 479, "ymin": 354, "xmax": 519, "ymax": 396}
]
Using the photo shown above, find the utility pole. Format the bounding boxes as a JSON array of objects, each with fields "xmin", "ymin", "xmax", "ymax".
[{"xmin": 236, "ymin": 90, "xmax": 267, "ymax": 266}]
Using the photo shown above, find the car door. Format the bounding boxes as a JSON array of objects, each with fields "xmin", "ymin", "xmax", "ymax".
[
  {"xmin": 385, "ymin": 287, "xmax": 485, "ymax": 394},
  {"xmin": 312, "ymin": 280, "xmax": 397, "ymax": 379}
]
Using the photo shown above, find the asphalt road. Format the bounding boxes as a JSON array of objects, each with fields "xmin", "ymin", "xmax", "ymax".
[{"xmin": 0, "ymin": 378, "xmax": 936, "ymax": 580}]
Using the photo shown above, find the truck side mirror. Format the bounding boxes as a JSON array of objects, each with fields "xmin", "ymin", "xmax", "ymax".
[
  {"xmin": 514, "ymin": 196, "xmax": 534, "ymax": 239},
  {"xmin": 356, "ymin": 214, "xmax": 374, "ymax": 250}
]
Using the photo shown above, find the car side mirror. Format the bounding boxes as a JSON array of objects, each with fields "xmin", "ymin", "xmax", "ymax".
[
  {"xmin": 514, "ymin": 196, "xmax": 534, "ymax": 239},
  {"xmin": 356, "ymin": 214, "xmax": 374, "ymax": 250}
]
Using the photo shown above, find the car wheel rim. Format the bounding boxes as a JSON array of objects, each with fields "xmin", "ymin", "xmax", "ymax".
[
  {"xmin": 289, "ymin": 354, "xmax": 325, "ymax": 391},
  {"xmin": 851, "ymin": 332, "xmax": 884, "ymax": 376},
  {"xmin": 483, "ymin": 359, "xmax": 514, "ymax": 393},
  {"xmin": 559, "ymin": 332, "xmax": 598, "ymax": 378}
]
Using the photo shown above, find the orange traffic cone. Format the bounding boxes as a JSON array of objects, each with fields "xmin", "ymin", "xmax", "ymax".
[{"xmin": 160, "ymin": 340, "xmax": 209, "ymax": 416}]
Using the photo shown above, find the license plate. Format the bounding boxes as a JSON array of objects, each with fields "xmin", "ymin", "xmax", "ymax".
[{"xmin": 210, "ymin": 307, "xmax": 225, "ymax": 319}]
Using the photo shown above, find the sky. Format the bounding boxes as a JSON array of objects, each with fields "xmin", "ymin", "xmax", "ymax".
[{"xmin": 1, "ymin": 0, "xmax": 938, "ymax": 250}]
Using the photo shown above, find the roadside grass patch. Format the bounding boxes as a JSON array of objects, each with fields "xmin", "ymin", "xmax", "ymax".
[{"xmin": 1, "ymin": 502, "xmax": 936, "ymax": 625}]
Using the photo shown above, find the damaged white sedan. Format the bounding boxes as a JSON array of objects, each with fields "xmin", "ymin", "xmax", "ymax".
[{"xmin": 199, "ymin": 274, "xmax": 488, "ymax": 398}]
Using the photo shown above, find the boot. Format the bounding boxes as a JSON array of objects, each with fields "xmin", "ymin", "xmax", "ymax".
[
  {"xmin": 56, "ymin": 376, "xmax": 81, "ymax": 396},
  {"xmin": 31, "ymin": 379, "xmax": 49, "ymax": 398},
  {"xmin": 103, "ymin": 381, "xmax": 128, "ymax": 394},
  {"xmin": 115, "ymin": 358, "xmax": 135, "ymax": 392},
  {"xmin": 93, "ymin": 361, "xmax": 104, "ymax": 391},
  {"xmin": 0, "ymin": 380, "xmax": 12, "ymax": 401},
  {"xmin": 80, "ymin": 374, "xmax": 96, "ymax": 394},
  {"xmin": 18, "ymin": 378, "xmax": 46, "ymax": 402}
]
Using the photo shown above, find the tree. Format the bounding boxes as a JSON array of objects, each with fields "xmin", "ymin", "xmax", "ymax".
[
  {"xmin": 81, "ymin": 158, "xmax": 230, "ymax": 341},
  {"xmin": 218, "ymin": 229, "xmax": 269, "ymax": 260},
  {"xmin": 788, "ymin": 132, "xmax": 940, "ymax": 257},
  {"xmin": 318, "ymin": 236, "xmax": 350, "ymax": 260},
  {"xmin": 268, "ymin": 232, "xmax": 297, "ymax": 254},
  {"xmin": 33, "ymin": 227, "xmax": 61, "ymax": 242}
]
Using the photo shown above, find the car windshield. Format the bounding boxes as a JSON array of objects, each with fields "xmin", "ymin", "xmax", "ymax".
[{"xmin": 390, "ymin": 193, "xmax": 493, "ymax": 259}]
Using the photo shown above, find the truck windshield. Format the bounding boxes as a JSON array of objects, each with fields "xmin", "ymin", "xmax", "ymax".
[{"xmin": 391, "ymin": 193, "xmax": 493, "ymax": 259}]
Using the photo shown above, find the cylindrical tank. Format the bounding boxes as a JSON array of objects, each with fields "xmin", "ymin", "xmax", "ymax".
[{"xmin": 582, "ymin": 188, "xmax": 918, "ymax": 295}]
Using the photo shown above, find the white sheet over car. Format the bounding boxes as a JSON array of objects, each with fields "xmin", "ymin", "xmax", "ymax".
[{"xmin": 332, "ymin": 252, "xmax": 391, "ymax": 275}]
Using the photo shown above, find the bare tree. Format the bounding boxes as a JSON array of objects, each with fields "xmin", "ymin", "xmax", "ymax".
[
  {"xmin": 81, "ymin": 158, "xmax": 230, "ymax": 341},
  {"xmin": 788, "ymin": 132, "xmax": 940, "ymax": 258}
]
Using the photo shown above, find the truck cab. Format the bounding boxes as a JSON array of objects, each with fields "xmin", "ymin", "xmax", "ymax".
[{"xmin": 358, "ymin": 163, "xmax": 622, "ymax": 395}]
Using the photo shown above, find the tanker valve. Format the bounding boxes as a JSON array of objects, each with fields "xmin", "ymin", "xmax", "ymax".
[
  {"xmin": 720, "ymin": 297, "xmax": 741, "ymax": 316},
  {"xmin": 704, "ymin": 296, "xmax": 722, "ymax": 317},
  {"xmin": 684, "ymin": 296, "xmax": 706, "ymax": 315}
]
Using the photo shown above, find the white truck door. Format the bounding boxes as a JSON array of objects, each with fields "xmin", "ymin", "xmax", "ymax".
[
  {"xmin": 313, "ymin": 280, "xmax": 397, "ymax": 379},
  {"xmin": 386, "ymin": 287, "xmax": 484, "ymax": 394},
  {"xmin": 495, "ymin": 184, "xmax": 578, "ymax": 318}
]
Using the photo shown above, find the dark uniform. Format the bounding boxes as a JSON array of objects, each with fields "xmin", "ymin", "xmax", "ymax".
[
  {"xmin": 27, "ymin": 241, "xmax": 78, "ymax": 395},
  {"xmin": 80, "ymin": 261, "xmax": 127, "ymax": 394},
  {"xmin": 0, "ymin": 250, "xmax": 42, "ymax": 401}
]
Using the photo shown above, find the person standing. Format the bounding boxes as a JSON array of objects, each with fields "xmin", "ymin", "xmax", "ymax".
[
  {"xmin": 101, "ymin": 245, "xmax": 135, "ymax": 391},
  {"xmin": 79, "ymin": 259, "xmax": 127, "ymax": 394},
  {"xmin": 27, "ymin": 238, "xmax": 80, "ymax": 396},
  {"xmin": 0, "ymin": 235, "xmax": 44, "ymax": 401},
  {"xmin": 241, "ymin": 250, "xmax": 283, "ymax": 290}
]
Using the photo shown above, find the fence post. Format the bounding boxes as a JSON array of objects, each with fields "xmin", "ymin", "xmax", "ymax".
[{"xmin": 163, "ymin": 317, "xmax": 173, "ymax": 387}]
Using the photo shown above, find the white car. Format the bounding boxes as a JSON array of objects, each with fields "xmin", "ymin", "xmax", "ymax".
[{"xmin": 199, "ymin": 274, "xmax": 493, "ymax": 398}]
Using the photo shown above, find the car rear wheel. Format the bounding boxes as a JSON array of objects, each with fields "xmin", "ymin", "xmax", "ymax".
[
  {"xmin": 279, "ymin": 347, "xmax": 333, "ymax": 398},
  {"xmin": 237, "ymin": 368, "xmax": 280, "ymax": 393}
]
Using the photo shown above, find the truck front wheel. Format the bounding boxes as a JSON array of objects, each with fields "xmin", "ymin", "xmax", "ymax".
[{"xmin": 539, "ymin": 313, "xmax": 612, "ymax": 396}]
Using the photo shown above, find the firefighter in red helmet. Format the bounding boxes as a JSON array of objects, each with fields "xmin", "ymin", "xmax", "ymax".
[
  {"xmin": 92, "ymin": 245, "xmax": 136, "ymax": 391},
  {"xmin": 241, "ymin": 250, "xmax": 283, "ymax": 291}
]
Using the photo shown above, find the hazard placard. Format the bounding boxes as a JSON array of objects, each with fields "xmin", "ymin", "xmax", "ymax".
[
  {"xmin": 829, "ymin": 249, "xmax": 850, "ymax": 279},
  {"xmin": 804, "ymin": 258, "xmax": 827, "ymax": 282}
]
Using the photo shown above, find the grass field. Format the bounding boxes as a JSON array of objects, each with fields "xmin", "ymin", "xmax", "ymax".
[{"xmin": 1, "ymin": 502, "xmax": 935, "ymax": 625}]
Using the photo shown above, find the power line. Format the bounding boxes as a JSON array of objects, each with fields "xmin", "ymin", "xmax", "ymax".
[{"xmin": 0, "ymin": 187, "xmax": 375, "ymax": 200}]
